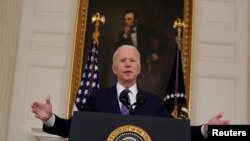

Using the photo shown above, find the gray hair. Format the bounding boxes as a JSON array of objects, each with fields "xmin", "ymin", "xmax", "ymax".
[{"xmin": 112, "ymin": 45, "xmax": 141, "ymax": 64}]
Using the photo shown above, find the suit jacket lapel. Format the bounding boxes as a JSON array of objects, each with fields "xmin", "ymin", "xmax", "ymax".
[
  {"xmin": 134, "ymin": 87, "xmax": 146, "ymax": 113},
  {"xmin": 106, "ymin": 85, "xmax": 121, "ymax": 114}
]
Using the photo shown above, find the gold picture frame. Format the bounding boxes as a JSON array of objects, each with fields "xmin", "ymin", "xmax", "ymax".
[{"xmin": 67, "ymin": 0, "xmax": 193, "ymax": 117}]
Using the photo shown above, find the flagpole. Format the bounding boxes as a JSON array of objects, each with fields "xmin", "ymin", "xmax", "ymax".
[
  {"xmin": 91, "ymin": 12, "xmax": 105, "ymax": 45},
  {"xmin": 172, "ymin": 18, "xmax": 185, "ymax": 118},
  {"xmin": 86, "ymin": 12, "xmax": 105, "ymax": 97}
]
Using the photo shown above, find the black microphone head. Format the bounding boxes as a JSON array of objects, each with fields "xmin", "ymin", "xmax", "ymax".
[
  {"xmin": 119, "ymin": 90, "xmax": 129, "ymax": 105},
  {"xmin": 136, "ymin": 94, "xmax": 146, "ymax": 106}
]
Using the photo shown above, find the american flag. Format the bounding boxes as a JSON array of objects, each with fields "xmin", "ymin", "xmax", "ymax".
[{"xmin": 74, "ymin": 41, "xmax": 100, "ymax": 111}]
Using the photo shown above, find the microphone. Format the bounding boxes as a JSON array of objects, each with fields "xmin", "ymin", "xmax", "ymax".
[
  {"xmin": 119, "ymin": 91, "xmax": 130, "ymax": 105},
  {"xmin": 134, "ymin": 94, "xmax": 146, "ymax": 110},
  {"xmin": 119, "ymin": 90, "xmax": 134, "ymax": 114}
]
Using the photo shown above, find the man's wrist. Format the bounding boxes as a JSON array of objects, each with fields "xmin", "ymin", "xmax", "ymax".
[{"xmin": 43, "ymin": 114, "xmax": 55, "ymax": 127}]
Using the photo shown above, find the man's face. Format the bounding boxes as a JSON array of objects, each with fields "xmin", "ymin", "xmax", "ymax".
[
  {"xmin": 112, "ymin": 47, "xmax": 141, "ymax": 85},
  {"xmin": 124, "ymin": 13, "xmax": 137, "ymax": 27}
]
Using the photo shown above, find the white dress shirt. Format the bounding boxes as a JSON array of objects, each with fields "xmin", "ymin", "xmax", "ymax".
[{"xmin": 116, "ymin": 82, "xmax": 138, "ymax": 110}]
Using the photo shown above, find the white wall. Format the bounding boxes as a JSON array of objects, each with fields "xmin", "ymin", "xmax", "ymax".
[
  {"xmin": 7, "ymin": 0, "xmax": 78, "ymax": 140},
  {"xmin": 0, "ymin": 0, "xmax": 23, "ymax": 141},
  {"xmin": 191, "ymin": 0, "xmax": 250, "ymax": 125}
]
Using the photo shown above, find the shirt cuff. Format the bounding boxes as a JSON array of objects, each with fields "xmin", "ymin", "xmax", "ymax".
[
  {"xmin": 201, "ymin": 124, "xmax": 208, "ymax": 138},
  {"xmin": 43, "ymin": 114, "xmax": 55, "ymax": 127}
]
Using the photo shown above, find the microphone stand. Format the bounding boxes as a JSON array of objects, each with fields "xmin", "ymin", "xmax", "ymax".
[{"xmin": 128, "ymin": 105, "xmax": 134, "ymax": 115}]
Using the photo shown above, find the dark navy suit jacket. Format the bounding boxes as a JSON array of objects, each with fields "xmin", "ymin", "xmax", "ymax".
[{"xmin": 43, "ymin": 86, "xmax": 205, "ymax": 141}]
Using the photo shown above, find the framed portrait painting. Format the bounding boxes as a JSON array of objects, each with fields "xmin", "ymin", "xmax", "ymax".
[{"xmin": 67, "ymin": 0, "xmax": 193, "ymax": 117}]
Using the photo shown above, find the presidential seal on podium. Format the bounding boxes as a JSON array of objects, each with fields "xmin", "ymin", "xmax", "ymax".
[{"xmin": 106, "ymin": 125, "xmax": 152, "ymax": 141}]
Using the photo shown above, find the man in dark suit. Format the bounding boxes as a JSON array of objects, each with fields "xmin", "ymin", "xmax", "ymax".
[{"xmin": 31, "ymin": 45, "xmax": 229, "ymax": 141}]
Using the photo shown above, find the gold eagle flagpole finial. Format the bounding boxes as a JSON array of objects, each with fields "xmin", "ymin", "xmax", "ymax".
[
  {"xmin": 91, "ymin": 12, "xmax": 105, "ymax": 45},
  {"xmin": 173, "ymin": 18, "xmax": 185, "ymax": 38}
]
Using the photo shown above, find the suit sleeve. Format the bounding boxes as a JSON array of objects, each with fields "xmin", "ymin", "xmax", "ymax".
[
  {"xmin": 191, "ymin": 125, "xmax": 207, "ymax": 141},
  {"xmin": 42, "ymin": 90, "xmax": 99, "ymax": 137},
  {"xmin": 156, "ymin": 99, "xmax": 172, "ymax": 118},
  {"xmin": 43, "ymin": 115, "xmax": 72, "ymax": 138}
]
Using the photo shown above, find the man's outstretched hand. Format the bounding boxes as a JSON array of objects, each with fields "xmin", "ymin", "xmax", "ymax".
[
  {"xmin": 204, "ymin": 111, "xmax": 230, "ymax": 133},
  {"xmin": 31, "ymin": 95, "xmax": 52, "ymax": 121}
]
